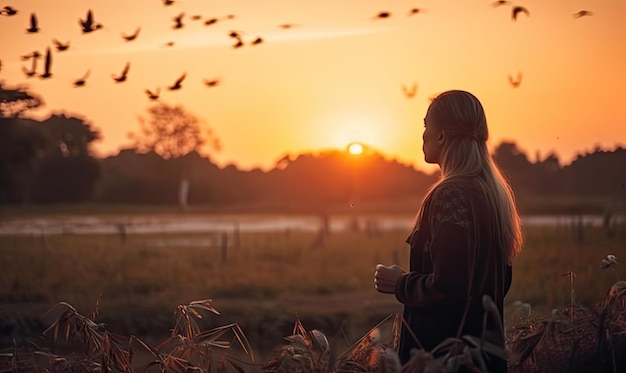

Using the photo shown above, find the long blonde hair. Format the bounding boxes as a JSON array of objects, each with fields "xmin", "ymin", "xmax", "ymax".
[{"xmin": 415, "ymin": 90, "xmax": 523, "ymax": 263}]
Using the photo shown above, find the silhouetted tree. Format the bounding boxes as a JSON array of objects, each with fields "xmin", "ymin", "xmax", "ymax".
[
  {"xmin": 95, "ymin": 140, "xmax": 626, "ymax": 212},
  {"xmin": 30, "ymin": 155, "xmax": 101, "ymax": 203},
  {"xmin": 28, "ymin": 114, "xmax": 102, "ymax": 203},
  {"xmin": 38, "ymin": 114, "xmax": 101, "ymax": 157},
  {"xmin": 98, "ymin": 149, "xmax": 222, "ymax": 205},
  {"xmin": 0, "ymin": 84, "xmax": 48, "ymax": 203},
  {"xmin": 128, "ymin": 103, "xmax": 221, "ymax": 209},
  {"xmin": 560, "ymin": 147, "xmax": 626, "ymax": 199},
  {"xmin": 129, "ymin": 103, "xmax": 221, "ymax": 159},
  {"xmin": 492, "ymin": 141, "xmax": 535, "ymax": 195},
  {"xmin": 0, "ymin": 117, "xmax": 47, "ymax": 203}
]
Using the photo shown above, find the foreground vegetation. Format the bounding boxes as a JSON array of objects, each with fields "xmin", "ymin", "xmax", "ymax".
[{"xmin": 0, "ymin": 218, "xmax": 625, "ymax": 371}]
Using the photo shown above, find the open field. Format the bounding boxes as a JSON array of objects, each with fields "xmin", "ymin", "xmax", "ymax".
[{"xmin": 1, "ymin": 215, "xmax": 625, "ymax": 371}]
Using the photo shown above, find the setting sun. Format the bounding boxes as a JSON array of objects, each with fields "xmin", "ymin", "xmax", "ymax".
[{"xmin": 347, "ymin": 142, "xmax": 364, "ymax": 155}]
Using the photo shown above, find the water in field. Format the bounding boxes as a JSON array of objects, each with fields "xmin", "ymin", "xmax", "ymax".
[{"xmin": 0, "ymin": 213, "xmax": 623, "ymax": 236}]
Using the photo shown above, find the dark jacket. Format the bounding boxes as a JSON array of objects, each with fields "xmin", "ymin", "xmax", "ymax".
[{"xmin": 395, "ymin": 178, "xmax": 512, "ymax": 370}]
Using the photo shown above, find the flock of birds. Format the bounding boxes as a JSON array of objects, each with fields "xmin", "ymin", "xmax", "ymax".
[{"xmin": 1, "ymin": 1, "xmax": 595, "ymax": 102}]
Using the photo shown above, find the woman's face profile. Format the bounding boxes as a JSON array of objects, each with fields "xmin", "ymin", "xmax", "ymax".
[{"xmin": 422, "ymin": 109, "xmax": 442, "ymax": 165}]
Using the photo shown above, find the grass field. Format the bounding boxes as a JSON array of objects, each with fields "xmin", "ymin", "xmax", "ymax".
[{"xmin": 1, "ymin": 214, "xmax": 625, "ymax": 371}]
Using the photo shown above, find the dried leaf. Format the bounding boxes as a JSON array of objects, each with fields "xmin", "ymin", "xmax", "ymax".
[{"xmin": 462, "ymin": 335, "xmax": 509, "ymax": 360}]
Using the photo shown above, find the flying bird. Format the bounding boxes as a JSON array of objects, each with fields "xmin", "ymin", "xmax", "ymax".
[
  {"xmin": 73, "ymin": 70, "xmax": 90, "ymax": 87},
  {"xmin": 52, "ymin": 39, "xmax": 70, "ymax": 51},
  {"xmin": 279, "ymin": 23, "xmax": 297, "ymax": 29},
  {"xmin": 80, "ymin": 9, "xmax": 102, "ymax": 33},
  {"xmin": 173, "ymin": 13, "xmax": 185, "ymax": 29},
  {"xmin": 21, "ymin": 50, "xmax": 42, "ymax": 61},
  {"xmin": 204, "ymin": 18, "xmax": 218, "ymax": 26},
  {"xmin": 251, "ymin": 36, "xmax": 263, "ymax": 45},
  {"xmin": 1, "ymin": 6, "xmax": 17, "ymax": 16},
  {"xmin": 203, "ymin": 78, "xmax": 220, "ymax": 87},
  {"xmin": 40, "ymin": 47, "xmax": 52, "ymax": 79},
  {"xmin": 573, "ymin": 10, "xmax": 593, "ymax": 18},
  {"xmin": 163, "ymin": 41, "xmax": 175, "ymax": 47},
  {"xmin": 121, "ymin": 27, "xmax": 141, "ymax": 41},
  {"xmin": 190, "ymin": 15, "xmax": 202, "ymax": 21},
  {"xmin": 145, "ymin": 88, "xmax": 160, "ymax": 100},
  {"xmin": 408, "ymin": 8, "xmax": 425, "ymax": 16},
  {"xmin": 26, "ymin": 13, "xmax": 39, "ymax": 33},
  {"xmin": 232, "ymin": 37, "xmax": 244, "ymax": 48},
  {"xmin": 491, "ymin": 0, "xmax": 511, "ymax": 7},
  {"xmin": 168, "ymin": 73, "xmax": 186, "ymax": 90},
  {"xmin": 374, "ymin": 11, "xmax": 391, "ymax": 19},
  {"xmin": 512, "ymin": 6, "xmax": 529, "ymax": 21},
  {"xmin": 402, "ymin": 83, "xmax": 418, "ymax": 98},
  {"xmin": 162, "ymin": 0, "xmax": 175, "ymax": 5},
  {"xmin": 228, "ymin": 30, "xmax": 243, "ymax": 39},
  {"xmin": 112, "ymin": 62, "xmax": 130, "ymax": 82},
  {"xmin": 508, "ymin": 71, "xmax": 523, "ymax": 88}
]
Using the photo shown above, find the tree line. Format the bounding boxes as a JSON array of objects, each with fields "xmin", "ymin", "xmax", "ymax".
[{"xmin": 1, "ymin": 83, "xmax": 624, "ymax": 213}]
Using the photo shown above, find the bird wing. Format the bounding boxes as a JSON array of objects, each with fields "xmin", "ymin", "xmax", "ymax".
[
  {"xmin": 44, "ymin": 47, "xmax": 52, "ymax": 74},
  {"xmin": 512, "ymin": 7, "xmax": 529, "ymax": 20},
  {"xmin": 175, "ymin": 73, "xmax": 186, "ymax": 85},
  {"xmin": 122, "ymin": 62, "xmax": 130, "ymax": 76}
]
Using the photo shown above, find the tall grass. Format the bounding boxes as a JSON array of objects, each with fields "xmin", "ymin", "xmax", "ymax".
[
  {"xmin": 1, "ymin": 223, "xmax": 624, "ymax": 310},
  {"xmin": 0, "ymin": 229, "xmax": 406, "ymax": 310}
]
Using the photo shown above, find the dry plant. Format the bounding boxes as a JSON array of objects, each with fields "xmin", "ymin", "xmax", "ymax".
[
  {"xmin": 261, "ymin": 316, "xmax": 334, "ymax": 372},
  {"xmin": 262, "ymin": 296, "xmax": 509, "ymax": 373},
  {"xmin": 0, "ymin": 300, "xmax": 133, "ymax": 373},
  {"xmin": 508, "ymin": 254, "xmax": 626, "ymax": 373},
  {"xmin": 0, "ymin": 298, "xmax": 254, "ymax": 373},
  {"xmin": 133, "ymin": 299, "xmax": 255, "ymax": 372},
  {"xmin": 262, "ymin": 313, "xmax": 401, "ymax": 373},
  {"xmin": 132, "ymin": 299, "xmax": 254, "ymax": 373}
]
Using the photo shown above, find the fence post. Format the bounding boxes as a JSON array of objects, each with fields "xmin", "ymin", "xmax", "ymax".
[{"xmin": 116, "ymin": 223, "xmax": 127, "ymax": 244}]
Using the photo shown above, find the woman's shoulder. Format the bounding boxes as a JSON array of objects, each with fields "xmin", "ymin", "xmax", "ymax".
[
  {"xmin": 430, "ymin": 177, "xmax": 481, "ymax": 204},
  {"xmin": 427, "ymin": 180, "xmax": 475, "ymax": 230}
]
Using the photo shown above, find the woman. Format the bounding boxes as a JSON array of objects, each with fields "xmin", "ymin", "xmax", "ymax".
[{"xmin": 374, "ymin": 90, "xmax": 523, "ymax": 371}]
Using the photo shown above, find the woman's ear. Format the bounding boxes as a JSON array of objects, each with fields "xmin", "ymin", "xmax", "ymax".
[{"xmin": 437, "ymin": 129, "xmax": 446, "ymax": 145}]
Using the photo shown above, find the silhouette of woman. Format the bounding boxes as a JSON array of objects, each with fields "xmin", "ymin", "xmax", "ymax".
[{"xmin": 374, "ymin": 90, "xmax": 523, "ymax": 372}]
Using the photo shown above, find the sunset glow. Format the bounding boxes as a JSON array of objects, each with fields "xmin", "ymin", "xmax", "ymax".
[{"xmin": 0, "ymin": 0, "xmax": 624, "ymax": 173}]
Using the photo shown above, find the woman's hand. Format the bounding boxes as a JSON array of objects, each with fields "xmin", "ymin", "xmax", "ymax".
[{"xmin": 374, "ymin": 264, "xmax": 405, "ymax": 294}]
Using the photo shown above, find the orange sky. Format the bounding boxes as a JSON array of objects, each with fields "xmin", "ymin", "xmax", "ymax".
[{"xmin": 1, "ymin": 0, "xmax": 624, "ymax": 173}]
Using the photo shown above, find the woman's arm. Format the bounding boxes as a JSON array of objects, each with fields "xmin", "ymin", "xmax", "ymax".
[{"xmin": 395, "ymin": 185, "xmax": 476, "ymax": 308}]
